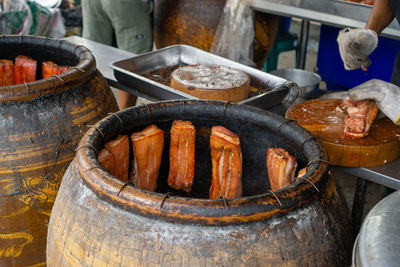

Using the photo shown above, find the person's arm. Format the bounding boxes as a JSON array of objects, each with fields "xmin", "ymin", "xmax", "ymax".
[
  {"xmin": 366, "ymin": 0, "xmax": 395, "ymax": 34},
  {"xmin": 336, "ymin": 0, "xmax": 395, "ymax": 70}
]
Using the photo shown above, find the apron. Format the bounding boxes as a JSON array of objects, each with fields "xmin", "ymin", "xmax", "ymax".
[{"xmin": 391, "ymin": 0, "xmax": 400, "ymax": 86}]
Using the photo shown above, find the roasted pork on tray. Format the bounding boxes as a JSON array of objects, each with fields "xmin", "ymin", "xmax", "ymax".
[
  {"xmin": 209, "ymin": 126, "xmax": 242, "ymax": 199},
  {"xmin": 131, "ymin": 124, "xmax": 164, "ymax": 192},
  {"xmin": 267, "ymin": 148, "xmax": 298, "ymax": 191},
  {"xmin": 167, "ymin": 120, "xmax": 196, "ymax": 192}
]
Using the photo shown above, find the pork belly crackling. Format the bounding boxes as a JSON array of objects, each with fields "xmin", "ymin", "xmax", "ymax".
[
  {"xmin": 131, "ymin": 125, "xmax": 164, "ymax": 192},
  {"xmin": 0, "ymin": 60, "xmax": 15, "ymax": 86},
  {"xmin": 266, "ymin": 148, "xmax": 298, "ymax": 191},
  {"xmin": 98, "ymin": 135, "xmax": 130, "ymax": 182},
  {"xmin": 209, "ymin": 126, "xmax": 243, "ymax": 199},
  {"xmin": 168, "ymin": 120, "xmax": 196, "ymax": 193},
  {"xmin": 342, "ymin": 98, "xmax": 378, "ymax": 139}
]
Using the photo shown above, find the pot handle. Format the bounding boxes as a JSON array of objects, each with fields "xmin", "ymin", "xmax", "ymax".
[{"xmin": 281, "ymin": 81, "xmax": 300, "ymax": 105}]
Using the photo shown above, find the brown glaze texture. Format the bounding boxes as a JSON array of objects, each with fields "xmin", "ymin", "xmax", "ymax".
[{"xmin": 0, "ymin": 35, "xmax": 118, "ymax": 266}]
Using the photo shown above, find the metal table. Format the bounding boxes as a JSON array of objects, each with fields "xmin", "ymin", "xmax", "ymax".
[
  {"xmin": 250, "ymin": 0, "xmax": 400, "ymax": 69},
  {"xmin": 65, "ymin": 35, "xmax": 399, "ymax": 236},
  {"xmin": 65, "ymin": 36, "xmax": 159, "ymax": 101},
  {"xmin": 334, "ymin": 159, "xmax": 400, "ymax": 238}
]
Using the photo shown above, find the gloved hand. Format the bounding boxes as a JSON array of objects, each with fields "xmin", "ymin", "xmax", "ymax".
[
  {"xmin": 337, "ymin": 28, "xmax": 378, "ymax": 70},
  {"xmin": 347, "ymin": 79, "xmax": 400, "ymax": 125}
]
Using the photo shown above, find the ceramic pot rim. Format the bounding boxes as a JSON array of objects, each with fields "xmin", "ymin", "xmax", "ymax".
[
  {"xmin": 0, "ymin": 35, "xmax": 96, "ymax": 103},
  {"xmin": 76, "ymin": 100, "xmax": 329, "ymax": 225}
]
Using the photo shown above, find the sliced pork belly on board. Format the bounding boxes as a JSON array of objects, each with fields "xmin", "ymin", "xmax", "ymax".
[{"xmin": 342, "ymin": 98, "xmax": 378, "ymax": 138}]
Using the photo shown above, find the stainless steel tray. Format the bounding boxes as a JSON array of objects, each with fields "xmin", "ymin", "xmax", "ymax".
[{"xmin": 110, "ymin": 45, "xmax": 300, "ymax": 109}]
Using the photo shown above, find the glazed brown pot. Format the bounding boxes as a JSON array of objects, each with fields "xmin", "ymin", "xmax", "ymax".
[
  {"xmin": 153, "ymin": 0, "xmax": 279, "ymax": 68},
  {"xmin": 47, "ymin": 100, "xmax": 352, "ymax": 266},
  {"xmin": 0, "ymin": 35, "xmax": 118, "ymax": 266}
]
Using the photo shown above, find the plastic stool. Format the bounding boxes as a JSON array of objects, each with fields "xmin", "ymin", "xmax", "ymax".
[{"xmin": 263, "ymin": 31, "xmax": 300, "ymax": 72}]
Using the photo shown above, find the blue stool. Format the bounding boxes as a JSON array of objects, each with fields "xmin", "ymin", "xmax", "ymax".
[{"xmin": 263, "ymin": 17, "xmax": 300, "ymax": 72}]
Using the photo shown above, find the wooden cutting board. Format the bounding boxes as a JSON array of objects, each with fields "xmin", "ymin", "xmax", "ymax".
[{"xmin": 286, "ymin": 99, "xmax": 400, "ymax": 167}]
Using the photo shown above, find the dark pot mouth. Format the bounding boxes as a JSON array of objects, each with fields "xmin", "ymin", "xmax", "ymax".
[
  {"xmin": 0, "ymin": 35, "xmax": 96, "ymax": 103},
  {"xmin": 76, "ymin": 100, "xmax": 329, "ymax": 225}
]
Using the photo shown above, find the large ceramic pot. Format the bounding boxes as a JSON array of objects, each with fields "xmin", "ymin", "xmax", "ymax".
[
  {"xmin": 47, "ymin": 100, "xmax": 352, "ymax": 266},
  {"xmin": 0, "ymin": 35, "xmax": 118, "ymax": 266},
  {"xmin": 153, "ymin": 0, "xmax": 279, "ymax": 68}
]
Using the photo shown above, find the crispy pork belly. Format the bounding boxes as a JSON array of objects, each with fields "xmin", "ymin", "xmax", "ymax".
[
  {"xmin": 266, "ymin": 148, "xmax": 298, "ymax": 191},
  {"xmin": 0, "ymin": 60, "xmax": 15, "ymax": 86},
  {"xmin": 42, "ymin": 61, "xmax": 70, "ymax": 79},
  {"xmin": 130, "ymin": 124, "xmax": 164, "ymax": 192},
  {"xmin": 42, "ymin": 61, "xmax": 58, "ymax": 79},
  {"xmin": 167, "ymin": 120, "xmax": 195, "ymax": 192},
  {"xmin": 98, "ymin": 148, "xmax": 116, "ymax": 177},
  {"xmin": 209, "ymin": 126, "xmax": 242, "ymax": 199},
  {"xmin": 15, "ymin": 55, "xmax": 37, "ymax": 84},
  {"xmin": 104, "ymin": 135, "xmax": 130, "ymax": 182},
  {"xmin": 342, "ymin": 98, "xmax": 378, "ymax": 138}
]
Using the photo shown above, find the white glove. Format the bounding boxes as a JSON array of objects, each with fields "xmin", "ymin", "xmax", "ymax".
[
  {"xmin": 347, "ymin": 79, "xmax": 400, "ymax": 125},
  {"xmin": 337, "ymin": 28, "xmax": 378, "ymax": 70}
]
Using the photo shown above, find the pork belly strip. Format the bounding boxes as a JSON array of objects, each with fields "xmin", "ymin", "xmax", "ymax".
[
  {"xmin": 42, "ymin": 61, "xmax": 58, "ymax": 79},
  {"xmin": 266, "ymin": 148, "xmax": 298, "ymax": 191},
  {"xmin": 104, "ymin": 135, "xmax": 130, "ymax": 182},
  {"xmin": 209, "ymin": 126, "xmax": 242, "ymax": 199},
  {"xmin": 15, "ymin": 55, "xmax": 37, "ymax": 84},
  {"xmin": 130, "ymin": 124, "xmax": 164, "ymax": 192},
  {"xmin": 167, "ymin": 120, "xmax": 195, "ymax": 192},
  {"xmin": 98, "ymin": 148, "xmax": 116, "ymax": 177},
  {"xmin": 42, "ymin": 61, "xmax": 70, "ymax": 79},
  {"xmin": 343, "ymin": 99, "xmax": 378, "ymax": 138},
  {"xmin": 0, "ymin": 60, "xmax": 15, "ymax": 86}
]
